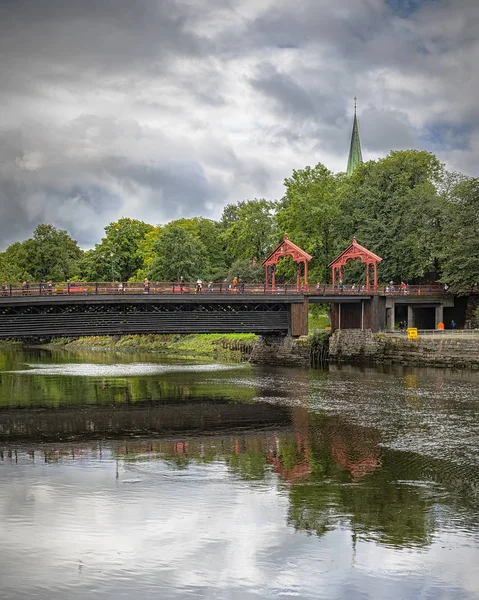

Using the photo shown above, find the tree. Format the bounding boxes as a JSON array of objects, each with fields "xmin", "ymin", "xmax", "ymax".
[
  {"xmin": 440, "ymin": 177, "xmax": 479, "ymax": 293},
  {"xmin": 172, "ymin": 217, "xmax": 226, "ymax": 272},
  {"xmin": 337, "ymin": 150, "xmax": 446, "ymax": 283},
  {"xmin": 277, "ymin": 164, "xmax": 342, "ymax": 283},
  {"xmin": 147, "ymin": 223, "xmax": 208, "ymax": 281},
  {"xmin": 79, "ymin": 218, "xmax": 153, "ymax": 281},
  {"xmin": 18, "ymin": 224, "xmax": 82, "ymax": 281},
  {"xmin": 221, "ymin": 199, "xmax": 278, "ymax": 263},
  {"xmin": 227, "ymin": 259, "xmax": 264, "ymax": 283},
  {"xmin": 0, "ymin": 242, "xmax": 31, "ymax": 282},
  {"xmin": 135, "ymin": 226, "xmax": 161, "ymax": 280}
]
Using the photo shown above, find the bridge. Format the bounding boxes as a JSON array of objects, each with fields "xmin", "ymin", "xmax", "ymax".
[
  {"xmin": 0, "ymin": 281, "xmax": 454, "ymax": 339},
  {"xmin": 0, "ymin": 234, "xmax": 462, "ymax": 339}
]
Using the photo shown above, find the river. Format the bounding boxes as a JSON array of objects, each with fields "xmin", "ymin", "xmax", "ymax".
[{"xmin": 0, "ymin": 346, "xmax": 478, "ymax": 599}]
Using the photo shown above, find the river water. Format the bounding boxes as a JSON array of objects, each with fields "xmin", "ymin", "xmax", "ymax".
[{"xmin": 0, "ymin": 347, "xmax": 478, "ymax": 599}]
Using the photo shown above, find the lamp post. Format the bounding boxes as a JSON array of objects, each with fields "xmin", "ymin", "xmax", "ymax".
[{"xmin": 110, "ymin": 251, "xmax": 114, "ymax": 281}]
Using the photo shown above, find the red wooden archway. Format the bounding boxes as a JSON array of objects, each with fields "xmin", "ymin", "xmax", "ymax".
[
  {"xmin": 328, "ymin": 237, "xmax": 382, "ymax": 290},
  {"xmin": 262, "ymin": 235, "xmax": 312, "ymax": 292}
]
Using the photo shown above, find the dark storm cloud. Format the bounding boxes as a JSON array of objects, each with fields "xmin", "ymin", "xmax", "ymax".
[{"xmin": 0, "ymin": 0, "xmax": 477, "ymax": 248}]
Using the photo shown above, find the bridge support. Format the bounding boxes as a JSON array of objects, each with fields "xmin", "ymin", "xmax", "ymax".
[
  {"xmin": 250, "ymin": 335, "xmax": 310, "ymax": 367},
  {"xmin": 435, "ymin": 304, "xmax": 444, "ymax": 327},
  {"xmin": 330, "ymin": 297, "xmax": 386, "ymax": 333},
  {"xmin": 290, "ymin": 298, "xmax": 309, "ymax": 337}
]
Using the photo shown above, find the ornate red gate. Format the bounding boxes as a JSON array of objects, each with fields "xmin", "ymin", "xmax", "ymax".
[
  {"xmin": 328, "ymin": 237, "xmax": 382, "ymax": 290},
  {"xmin": 262, "ymin": 235, "xmax": 312, "ymax": 292}
]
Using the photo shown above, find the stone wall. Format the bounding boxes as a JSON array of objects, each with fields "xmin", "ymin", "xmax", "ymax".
[
  {"xmin": 465, "ymin": 296, "xmax": 479, "ymax": 328},
  {"xmin": 329, "ymin": 329, "xmax": 479, "ymax": 369},
  {"xmin": 250, "ymin": 335, "xmax": 310, "ymax": 367}
]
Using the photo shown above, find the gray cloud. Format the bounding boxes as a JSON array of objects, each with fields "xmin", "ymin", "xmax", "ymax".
[{"xmin": 0, "ymin": 0, "xmax": 477, "ymax": 248}]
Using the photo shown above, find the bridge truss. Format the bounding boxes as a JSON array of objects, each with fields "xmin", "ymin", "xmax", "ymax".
[{"xmin": 0, "ymin": 296, "xmax": 294, "ymax": 338}]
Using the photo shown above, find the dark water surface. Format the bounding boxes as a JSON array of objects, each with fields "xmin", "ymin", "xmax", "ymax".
[{"xmin": 1, "ymin": 347, "xmax": 479, "ymax": 599}]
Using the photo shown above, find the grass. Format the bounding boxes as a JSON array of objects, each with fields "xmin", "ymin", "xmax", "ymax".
[
  {"xmin": 308, "ymin": 310, "xmax": 330, "ymax": 330},
  {"xmin": 46, "ymin": 333, "xmax": 257, "ymax": 358}
]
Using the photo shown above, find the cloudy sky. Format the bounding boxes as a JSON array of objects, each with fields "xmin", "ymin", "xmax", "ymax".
[{"xmin": 0, "ymin": 0, "xmax": 478, "ymax": 248}]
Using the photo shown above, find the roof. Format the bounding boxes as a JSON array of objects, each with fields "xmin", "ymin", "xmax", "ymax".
[
  {"xmin": 262, "ymin": 235, "xmax": 312, "ymax": 267},
  {"xmin": 347, "ymin": 108, "xmax": 363, "ymax": 176},
  {"xmin": 328, "ymin": 237, "xmax": 382, "ymax": 268}
]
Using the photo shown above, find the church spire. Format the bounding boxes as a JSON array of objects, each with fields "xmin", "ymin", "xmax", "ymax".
[{"xmin": 347, "ymin": 96, "xmax": 363, "ymax": 176}]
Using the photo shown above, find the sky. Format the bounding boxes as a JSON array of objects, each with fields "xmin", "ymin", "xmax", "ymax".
[{"xmin": 0, "ymin": 0, "xmax": 478, "ymax": 249}]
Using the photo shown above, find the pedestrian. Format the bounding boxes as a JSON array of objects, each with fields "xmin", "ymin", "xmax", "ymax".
[
  {"xmin": 196, "ymin": 279, "xmax": 203, "ymax": 294},
  {"xmin": 179, "ymin": 276, "xmax": 184, "ymax": 292},
  {"xmin": 47, "ymin": 280, "xmax": 53, "ymax": 295},
  {"xmin": 232, "ymin": 276, "xmax": 238, "ymax": 290},
  {"xmin": 451, "ymin": 320, "xmax": 456, "ymax": 330},
  {"xmin": 239, "ymin": 279, "xmax": 245, "ymax": 294},
  {"xmin": 144, "ymin": 278, "xmax": 149, "ymax": 293},
  {"xmin": 208, "ymin": 281, "xmax": 214, "ymax": 292}
]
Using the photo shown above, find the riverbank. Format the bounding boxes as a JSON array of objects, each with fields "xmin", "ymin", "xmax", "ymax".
[{"xmin": 44, "ymin": 333, "xmax": 257, "ymax": 360}]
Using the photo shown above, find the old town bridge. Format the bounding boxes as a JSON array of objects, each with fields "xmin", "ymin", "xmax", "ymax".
[
  {"xmin": 0, "ymin": 236, "xmax": 458, "ymax": 339},
  {"xmin": 0, "ymin": 283, "xmax": 453, "ymax": 339}
]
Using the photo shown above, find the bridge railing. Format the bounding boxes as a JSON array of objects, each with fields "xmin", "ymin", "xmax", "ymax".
[
  {"xmin": 0, "ymin": 281, "xmax": 450, "ymax": 297},
  {"xmin": 309, "ymin": 283, "xmax": 448, "ymax": 295},
  {"xmin": 0, "ymin": 281, "xmax": 271, "ymax": 296}
]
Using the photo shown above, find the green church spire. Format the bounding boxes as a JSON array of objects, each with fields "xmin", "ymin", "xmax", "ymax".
[{"xmin": 347, "ymin": 96, "xmax": 363, "ymax": 176}]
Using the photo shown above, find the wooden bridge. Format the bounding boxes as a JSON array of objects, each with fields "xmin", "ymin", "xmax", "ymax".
[{"xmin": 0, "ymin": 281, "xmax": 452, "ymax": 339}]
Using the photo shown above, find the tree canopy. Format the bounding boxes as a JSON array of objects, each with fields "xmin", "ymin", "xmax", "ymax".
[
  {"xmin": 147, "ymin": 223, "xmax": 208, "ymax": 282},
  {"xmin": 221, "ymin": 199, "xmax": 278, "ymax": 263},
  {"xmin": 78, "ymin": 218, "xmax": 153, "ymax": 281},
  {"xmin": 0, "ymin": 224, "xmax": 82, "ymax": 282}
]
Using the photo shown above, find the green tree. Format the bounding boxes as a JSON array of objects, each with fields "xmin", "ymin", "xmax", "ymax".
[
  {"xmin": 338, "ymin": 150, "xmax": 446, "ymax": 283},
  {"xmin": 0, "ymin": 242, "xmax": 31, "ymax": 282},
  {"xmin": 135, "ymin": 226, "xmax": 161, "ymax": 280},
  {"xmin": 172, "ymin": 217, "xmax": 226, "ymax": 272},
  {"xmin": 221, "ymin": 199, "xmax": 278, "ymax": 263},
  {"xmin": 440, "ymin": 177, "xmax": 479, "ymax": 293},
  {"xmin": 147, "ymin": 223, "xmax": 208, "ymax": 281},
  {"xmin": 79, "ymin": 218, "xmax": 153, "ymax": 281},
  {"xmin": 226, "ymin": 259, "xmax": 264, "ymax": 283},
  {"xmin": 18, "ymin": 224, "xmax": 83, "ymax": 281},
  {"xmin": 277, "ymin": 164, "xmax": 342, "ymax": 283}
]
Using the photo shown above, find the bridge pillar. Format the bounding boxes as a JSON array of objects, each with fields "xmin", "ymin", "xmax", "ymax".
[
  {"xmin": 435, "ymin": 304, "xmax": 444, "ymax": 328},
  {"xmin": 407, "ymin": 305, "xmax": 414, "ymax": 328},
  {"xmin": 387, "ymin": 301, "xmax": 395, "ymax": 331},
  {"xmin": 290, "ymin": 298, "xmax": 309, "ymax": 337}
]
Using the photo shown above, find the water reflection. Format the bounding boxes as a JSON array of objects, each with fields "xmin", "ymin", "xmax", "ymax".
[{"xmin": 1, "ymin": 348, "xmax": 479, "ymax": 599}]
